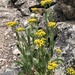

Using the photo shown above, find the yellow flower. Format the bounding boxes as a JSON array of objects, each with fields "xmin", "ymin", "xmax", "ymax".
[
  {"xmin": 31, "ymin": 7, "xmax": 37, "ymax": 12},
  {"xmin": 34, "ymin": 29, "xmax": 46, "ymax": 37},
  {"xmin": 40, "ymin": 0, "xmax": 52, "ymax": 6},
  {"xmin": 56, "ymin": 48, "xmax": 62, "ymax": 54},
  {"xmin": 48, "ymin": 61, "xmax": 58, "ymax": 70},
  {"xmin": 48, "ymin": 22, "xmax": 56, "ymax": 27},
  {"xmin": 28, "ymin": 18, "xmax": 37, "ymax": 23},
  {"xmin": 40, "ymin": 1, "xmax": 46, "ymax": 6},
  {"xmin": 67, "ymin": 67, "xmax": 75, "ymax": 75},
  {"xmin": 16, "ymin": 27, "xmax": 25, "ymax": 32},
  {"xmin": 34, "ymin": 38, "xmax": 46, "ymax": 48},
  {"xmin": 6, "ymin": 21, "xmax": 18, "ymax": 27}
]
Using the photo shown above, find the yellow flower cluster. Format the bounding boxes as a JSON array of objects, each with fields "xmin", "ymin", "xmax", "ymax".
[
  {"xmin": 34, "ymin": 29, "xmax": 46, "ymax": 37},
  {"xmin": 67, "ymin": 67, "xmax": 75, "ymax": 75},
  {"xmin": 40, "ymin": 0, "xmax": 52, "ymax": 6},
  {"xmin": 48, "ymin": 22, "xmax": 56, "ymax": 27},
  {"xmin": 31, "ymin": 7, "xmax": 37, "ymax": 12},
  {"xmin": 6, "ymin": 21, "xmax": 18, "ymax": 27},
  {"xmin": 16, "ymin": 27, "xmax": 25, "ymax": 32},
  {"xmin": 56, "ymin": 48, "xmax": 62, "ymax": 54},
  {"xmin": 34, "ymin": 38, "xmax": 46, "ymax": 48},
  {"xmin": 48, "ymin": 61, "xmax": 58, "ymax": 70},
  {"xmin": 28, "ymin": 18, "xmax": 37, "ymax": 23}
]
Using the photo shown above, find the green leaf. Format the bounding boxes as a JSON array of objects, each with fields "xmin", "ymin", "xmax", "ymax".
[
  {"xmin": 57, "ymin": 59, "xmax": 64, "ymax": 63},
  {"xmin": 25, "ymin": 51, "xmax": 31, "ymax": 56},
  {"xmin": 32, "ymin": 49, "xmax": 38, "ymax": 57},
  {"xmin": 18, "ymin": 72, "xmax": 24, "ymax": 75},
  {"xmin": 33, "ymin": 58, "xmax": 39, "ymax": 64},
  {"xmin": 53, "ymin": 58, "xmax": 64, "ymax": 63},
  {"xmin": 45, "ymin": 51, "xmax": 50, "ymax": 62},
  {"xmin": 16, "ymin": 43, "xmax": 23, "ymax": 54},
  {"xmin": 27, "ymin": 28, "xmax": 30, "ymax": 46},
  {"xmin": 21, "ymin": 35, "xmax": 28, "ymax": 46},
  {"xmin": 14, "ymin": 61, "xmax": 23, "ymax": 67},
  {"xmin": 34, "ymin": 71, "xmax": 40, "ymax": 75},
  {"xmin": 15, "ymin": 32, "xmax": 20, "ymax": 41},
  {"xmin": 50, "ymin": 48, "xmax": 53, "ymax": 58}
]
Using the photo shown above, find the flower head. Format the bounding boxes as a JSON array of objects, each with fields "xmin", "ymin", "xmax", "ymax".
[
  {"xmin": 6, "ymin": 21, "xmax": 18, "ymax": 27},
  {"xmin": 48, "ymin": 61, "xmax": 58, "ymax": 70},
  {"xmin": 56, "ymin": 48, "xmax": 62, "ymax": 54},
  {"xmin": 28, "ymin": 18, "xmax": 37, "ymax": 23},
  {"xmin": 67, "ymin": 67, "xmax": 75, "ymax": 75},
  {"xmin": 34, "ymin": 38, "xmax": 46, "ymax": 48},
  {"xmin": 48, "ymin": 22, "xmax": 56, "ymax": 27},
  {"xmin": 34, "ymin": 29, "xmax": 46, "ymax": 37},
  {"xmin": 40, "ymin": 0, "xmax": 52, "ymax": 6},
  {"xmin": 16, "ymin": 27, "xmax": 25, "ymax": 32},
  {"xmin": 31, "ymin": 7, "xmax": 38, "ymax": 12}
]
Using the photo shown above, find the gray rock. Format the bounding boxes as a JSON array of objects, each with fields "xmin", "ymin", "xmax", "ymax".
[
  {"xmin": 53, "ymin": 4, "xmax": 68, "ymax": 22},
  {"xmin": 12, "ymin": 0, "xmax": 39, "ymax": 15},
  {"xmin": 12, "ymin": 48, "xmax": 20, "ymax": 55},
  {"xmin": 0, "ymin": 68, "xmax": 19, "ymax": 75},
  {"xmin": 56, "ymin": 0, "xmax": 75, "ymax": 19},
  {"xmin": 55, "ymin": 21, "xmax": 75, "ymax": 67},
  {"xmin": 54, "ymin": 68, "xmax": 62, "ymax": 75},
  {"xmin": 16, "ymin": 0, "xmax": 39, "ymax": 7},
  {"xmin": 38, "ymin": 14, "xmax": 46, "ymax": 30},
  {"xmin": 0, "ymin": 0, "xmax": 10, "ymax": 8}
]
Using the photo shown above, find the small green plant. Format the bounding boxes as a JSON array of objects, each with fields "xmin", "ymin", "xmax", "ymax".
[{"xmin": 6, "ymin": 0, "xmax": 65, "ymax": 75}]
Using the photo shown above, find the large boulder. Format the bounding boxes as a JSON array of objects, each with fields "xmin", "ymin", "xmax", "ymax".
[
  {"xmin": 56, "ymin": 0, "xmax": 75, "ymax": 19},
  {"xmin": 56, "ymin": 21, "xmax": 75, "ymax": 68}
]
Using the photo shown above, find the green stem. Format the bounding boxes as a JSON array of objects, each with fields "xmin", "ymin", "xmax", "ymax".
[{"xmin": 49, "ymin": 28, "xmax": 54, "ymax": 58}]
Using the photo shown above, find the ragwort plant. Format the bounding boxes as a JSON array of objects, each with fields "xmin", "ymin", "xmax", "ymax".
[{"xmin": 6, "ymin": 0, "xmax": 65, "ymax": 75}]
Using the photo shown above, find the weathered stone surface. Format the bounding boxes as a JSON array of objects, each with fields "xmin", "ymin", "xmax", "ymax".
[
  {"xmin": 12, "ymin": 0, "xmax": 39, "ymax": 15},
  {"xmin": 53, "ymin": 21, "xmax": 75, "ymax": 75},
  {"xmin": 56, "ymin": 0, "xmax": 75, "ymax": 19},
  {"xmin": 56, "ymin": 21, "xmax": 75, "ymax": 66},
  {"xmin": 0, "ymin": 0, "xmax": 10, "ymax": 8},
  {"xmin": 53, "ymin": 4, "xmax": 68, "ymax": 22},
  {"xmin": 0, "ymin": 68, "xmax": 19, "ymax": 75},
  {"xmin": 16, "ymin": 0, "xmax": 39, "ymax": 7}
]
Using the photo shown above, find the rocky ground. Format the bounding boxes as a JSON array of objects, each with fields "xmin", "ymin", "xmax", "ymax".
[
  {"xmin": 0, "ymin": 8, "xmax": 17, "ymax": 74},
  {"xmin": 0, "ymin": 0, "xmax": 75, "ymax": 75},
  {"xmin": 0, "ymin": 0, "xmax": 39, "ymax": 74}
]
